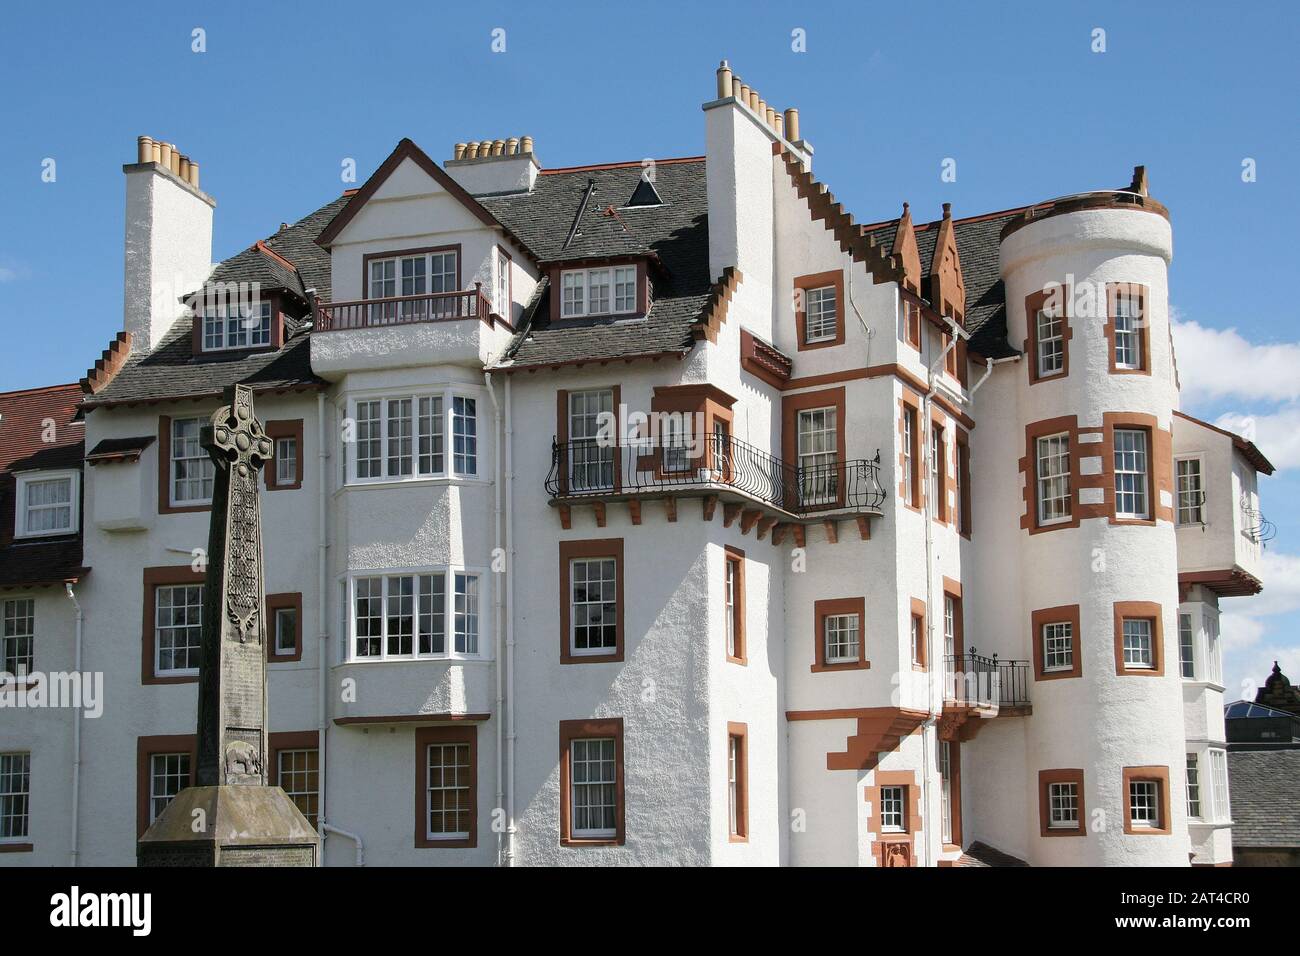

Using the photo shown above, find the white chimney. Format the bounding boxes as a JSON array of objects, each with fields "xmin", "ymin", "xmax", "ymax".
[
  {"xmin": 123, "ymin": 135, "xmax": 215, "ymax": 353},
  {"xmin": 443, "ymin": 135, "xmax": 539, "ymax": 196}
]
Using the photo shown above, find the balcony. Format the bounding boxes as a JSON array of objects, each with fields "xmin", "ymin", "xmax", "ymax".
[
  {"xmin": 310, "ymin": 287, "xmax": 512, "ymax": 377},
  {"xmin": 942, "ymin": 647, "xmax": 1032, "ymax": 725},
  {"xmin": 545, "ymin": 434, "xmax": 885, "ymax": 542}
]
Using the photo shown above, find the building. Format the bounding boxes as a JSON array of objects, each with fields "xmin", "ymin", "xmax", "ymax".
[
  {"xmin": 0, "ymin": 62, "xmax": 1277, "ymax": 867},
  {"xmin": 1224, "ymin": 667, "xmax": 1300, "ymax": 866}
]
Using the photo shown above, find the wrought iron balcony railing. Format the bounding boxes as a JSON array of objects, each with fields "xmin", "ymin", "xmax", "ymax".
[
  {"xmin": 314, "ymin": 287, "xmax": 495, "ymax": 332},
  {"xmin": 545, "ymin": 435, "xmax": 886, "ymax": 517},
  {"xmin": 943, "ymin": 647, "xmax": 1031, "ymax": 711},
  {"xmin": 1240, "ymin": 497, "xmax": 1277, "ymax": 546}
]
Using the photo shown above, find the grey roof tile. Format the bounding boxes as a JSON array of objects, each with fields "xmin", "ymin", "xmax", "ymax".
[{"xmin": 1227, "ymin": 749, "xmax": 1300, "ymax": 848}]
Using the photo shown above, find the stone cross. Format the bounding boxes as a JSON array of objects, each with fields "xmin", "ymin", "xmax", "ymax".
[{"xmin": 196, "ymin": 383, "xmax": 275, "ymax": 788}]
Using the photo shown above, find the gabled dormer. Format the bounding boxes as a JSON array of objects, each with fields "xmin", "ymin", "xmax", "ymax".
[{"xmin": 927, "ymin": 203, "xmax": 966, "ymax": 324}]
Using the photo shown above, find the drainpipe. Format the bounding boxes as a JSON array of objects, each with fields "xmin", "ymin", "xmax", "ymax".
[
  {"xmin": 315, "ymin": 391, "xmax": 332, "ymax": 865},
  {"xmin": 921, "ymin": 315, "xmax": 965, "ymax": 868},
  {"xmin": 321, "ymin": 822, "xmax": 364, "ymax": 866},
  {"xmin": 504, "ymin": 373, "xmax": 518, "ymax": 866},
  {"xmin": 483, "ymin": 370, "xmax": 506, "ymax": 866},
  {"xmin": 64, "ymin": 583, "xmax": 82, "ymax": 867}
]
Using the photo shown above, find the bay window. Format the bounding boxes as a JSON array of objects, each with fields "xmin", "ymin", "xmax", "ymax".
[
  {"xmin": 347, "ymin": 390, "xmax": 478, "ymax": 482},
  {"xmin": 348, "ymin": 569, "xmax": 484, "ymax": 662},
  {"xmin": 560, "ymin": 265, "xmax": 638, "ymax": 318}
]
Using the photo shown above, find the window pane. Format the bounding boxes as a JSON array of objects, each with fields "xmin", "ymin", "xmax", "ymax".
[
  {"xmin": 804, "ymin": 286, "xmax": 838, "ymax": 342},
  {"xmin": 172, "ymin": 417, "xmax": 215, "ymax": 503},
  {"xmin": 823, "ymin": 613, "xmax": 860, "ymax": 663},
  {"xmin": 149, "ymin": 752, "xmax": 190, "ymax": 823},
  {"xmin": 418, "ymin": 396, "xmax": 445, "ymax": 475},
  {"xmin": 354, "ymin": 401, "xmax": 382, "ymax": 479},
  {"xmin": 454, "ymin": 573, "xmax": 479, "ymax": 655},
  {"xmin": 1036, "ymin": 434, "xmax": 1071, "ymax": 523},
  {"xmin": 277, "ymin": 749, "xmax": 319, "ymax": 828},
  {"xmin": 156, "ymin": 585, "xmax": 202, "ymax": 673},
  {"xmin": 418, "ymin": 573, "xmax": 446, "ymax": 655},
  {"xmin": 0, "ymin": 753, "xmax": 31, "ymax": 839},
  {"xmin": 1114, "ymin": 429, "xmax": 1149, "ymax": 518},
  {"xmin": 571, "ymin": 738, "xmax": 617, "ymax": 835},
  {"xmin": 452, "ymin": 397, "xmax": 477, "ymax": 476},
  {"xmin": 2, "ymin": 599, "xmax": 35, "ymax": 677},
  {"xmin": 426, "ymin": 742, "xmax": 472, "ymax": 838},
  {"xmin": 571, "ymin": 558, "xmax": 618, "ymax": 653}
]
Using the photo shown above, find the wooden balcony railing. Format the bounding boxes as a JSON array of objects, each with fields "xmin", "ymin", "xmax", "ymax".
[{"xmin": 314, "ymin": 286, "xmax": 498, "ymax": 332}]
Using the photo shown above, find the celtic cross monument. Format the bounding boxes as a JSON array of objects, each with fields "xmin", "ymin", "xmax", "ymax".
[{"xmin": 138, "ymin": 384, "xmax": 319, "ymax": 866}]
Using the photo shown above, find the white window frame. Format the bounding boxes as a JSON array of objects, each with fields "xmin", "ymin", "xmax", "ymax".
[
  {"xmin": 1035, "ymin": 308, "xmax": 1065, "ymax": 378},
  {"xmin": 569, "ymin": 737, "xmax": 618, "ymax": 838},
  {"xmin": 1036, "ymin": 433, "xmax": 1071, "ymax": 525},
  {"xmin": 1178, "ymin": 612, "xmax": 1196, "ymax": 680},
  {"xmin": 1204, "ymin": 612, "xmax": 1222, "ymax": 685},
  {"xmin": 345, "ymin": 568, "xmax": 487, "ymax": 663},
  {"xmin": 155, "ymin": 582, "xmax": 203, "ymax": 677},
  {"xmin": 903, "ymin": 409, "xmax": 915, "ymax": 507},
  {"xmin": 803, "ymin": 285, "xmax": 838, "ymax": 344},
  {"xmin": 724, "ymin": 558, "xmax": 737, "ymax": 659},
  {"xmin": 1128, "ymin": 779, "xmax": 1160, "ymax": 829},
  {"xmin": 797, "ymin": 406, "xmax": 839, "ymax": 505},
  {"xmin": 201, "ymin": 300, "xmax": 272, "ymax": 351},
  {"xmin": 149, "ymin": 752, "xmax": 190, "ymax": 824},
  {"xmin": 1175, "ymin": 455, "xmax": 1205, "ymax": 526},
  {"xmin": 1121, "ymin": 617, "xmax": 1155, "ymax": 670},
  {"xmin": 1185, "ymin": 753, "xmax": 1201, "ymax": 820},
  {"xmin": 277, "ymin": 748, "xmax": 319, "ymax": 827},
  {"xmin": 1113, "ymin": 292, "xmax": 1142, "ymax": 370},
  {"xmin": 568, "ymin": 556, "xmax": 619, "ymax": 658},
  {"xmin": 1208, "ymin": 748, "xmax": 1229, "ymax": 823},
  {"xmin": 494, "ymin": 247, "xmax": 511, "ymax": 318},
  {"xmin": 0, "ymin": 752, "xmax": 30, "ymax": 842},
  {"xmin": 879, "ymin": 785, "xmax": 906, "ymax": 832},
  {"xmin": 275, "ymin": 436, "xmax": 297, "ymax": 486},
  {"xmin": 425, "ymin": 739, "xmax": 472, "ymax": 841},
  {"xmin": 170, "ymin": 415, "xmax": 215, "ymax": 506},
  {"xmin": 13, "ymin": 469, "xmax": 79, "ymax": 539},
  {"xmin": 823, "ymin": 612, "xmax": 861, "ymax": 665},
  {"xmin": 345, "ymin": 389, "xmax": 480, "ymax": 484},
  {"xmin": 2, "ymin": 598, "xmax": 35, "ymax": 678},
  {"xmin": 273, "ymin": 605, "xmax": 298, "ymax": 657},
  {"xmin": 559, "ymin": 266, "xmax": 638, "ymax": 319},
  {"xmin": 1047, "ymin": 781, "xmax": 1079, "ymax": 829},
  {"xmin": 938, "ymin": 741, "xmax": 953, "ymax": 844},
  {"xmin": 1114, "ymin": 428, "xmax": 1150, "ymax": 519},
  {"xmin": 1042, "ymin": 621, "xmax": 1073, "ymax": 672},
  {"xmin": 728, "ymin": 733, "xmax": 742, "ymax": 837}
]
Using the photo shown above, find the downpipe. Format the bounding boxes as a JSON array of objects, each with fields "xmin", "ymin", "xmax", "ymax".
[{"xmin": 64, "ymin": 583, "xmax": 83, "ymax": 867}]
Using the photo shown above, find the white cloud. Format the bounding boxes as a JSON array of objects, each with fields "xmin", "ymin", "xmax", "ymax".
[
  {"xmin": 1216, "ymin": 407, "xmax": 1300, "ymax": 471},
  {"xmin": 1220, "ymin": 550, "xmax": 1300, "ymax": 700},
  {"xmin": 1172, "ymin": 317, "xmax": 1300, "ymax": 404}
]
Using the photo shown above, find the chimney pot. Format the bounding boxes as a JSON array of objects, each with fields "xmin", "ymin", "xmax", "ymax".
[
  {"xmin": 507, "ymin": 137, "xmax": 519, "ymax": 156},
  {"xmin": 179, "ymin": 156, "xmax": 191, "ymax": 181},
  {"xmin": 739, "ymin": 83, "xmax": 750, "ymax": 105},
  {"xmin": 783, "ymin": 108, "xmax": 800, "ymax": 142},
  {"xmin": 774, "ymin": 113, "xmax": 784, "ymax": 137},
  {"xmin": 716, "ymin": 60, "xmax": 732, "ymax": 99},
  {"xmin": 731, "ymin": 77, "xmax": 742, "ymax": 99},
  {"xmin": 942, "ymin": 202, "xmax": 952, "ymax": 217},
  {"xmin": 187, "ymin": 161, "xmax": 200, "ymax": 188},
  {"xmin": 492, "ymin": 139, "xmax": 505, "ymax": 156},
  {"xmin": 158, "ymin": 141, "xmax": 173, "ymax": 170},
  {"xmin": 454, "ymin": 143, "xmax": 467, "ymax": 160},
  {"xmin": 766, "ymin": 106, "xmax": 777, "ymax": 129},
  {"xmin": 466, "ymin": 142, "xmax": 480, "ymax": 159},
  {"xmin": 748, "ymin": 89, "xmax": 760, "ymax": 111},
  {"xmin": 521, "ymin": 135, "xmax": 534, "ymax": 154},
  {"xmin": 150, "ymin": 140, "xmax": 162, "ymax": 164},
  {"xmin": 137, "ymin": 136, "xmax": 154, "ymax": 164},
  {"xmin": 168, "ymin": 144, "xmax": 181, "ymax": 176}
]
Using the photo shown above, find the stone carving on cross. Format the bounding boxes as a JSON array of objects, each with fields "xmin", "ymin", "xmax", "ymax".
[{"xmin": 204, "ymin": 386, "xmax": 274, "ymax": 644}]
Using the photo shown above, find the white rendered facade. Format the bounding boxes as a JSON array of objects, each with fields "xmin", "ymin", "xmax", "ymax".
[{"xmin": 0, "ymin": 66, "xmax": 1273, "ymax": 867}]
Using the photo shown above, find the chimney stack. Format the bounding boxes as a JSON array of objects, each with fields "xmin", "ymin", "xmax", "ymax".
[
  {"xmin": 123, "ymin": 134, "xmax": 214, "ymax": 352},
  {"xmin": 444, "ymin": 134, "xmax": 540, "ymax": 195}
]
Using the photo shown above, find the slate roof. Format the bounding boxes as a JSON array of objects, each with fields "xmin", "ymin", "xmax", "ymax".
[
  {"xmin": 866, "ymin": 210, "xmax": 1024, "ymax": 360},
  {"xmin": 479, "ymin": 159, "xmax": 712, "ymax": 369},
  {"xmin": 1227, "ymin": 749, "xmax": 1300, "ymax": 848},
  {"xmin": 195, "ymin": 194, "xmax": 348, "ymax": 303},
  {"xmin": 0, "ymin": 383, "xmax": 87, "ymax": 588}
]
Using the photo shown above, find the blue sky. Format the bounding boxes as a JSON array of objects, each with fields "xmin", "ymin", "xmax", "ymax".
[{"xmin": 1, "ymin": 0, "xmax": 1296, "ymax": 696}]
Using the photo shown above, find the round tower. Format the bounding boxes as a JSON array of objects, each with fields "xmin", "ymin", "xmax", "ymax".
[{"xmin": 999, "ymin": 183, "xmax": 1191, "ymax": 865}]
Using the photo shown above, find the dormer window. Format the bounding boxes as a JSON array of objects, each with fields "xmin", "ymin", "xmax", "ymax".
[
  {"xmin": 202, "ymin": 302, "xmax": 272, "ymax": 351},
  {"xmin": 14, "ymin": 470, "xmax": 79, "ymax": 538},
  {"xmin": 560, "ymin": 266, "xmax": 638, "ymax": 318}
]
